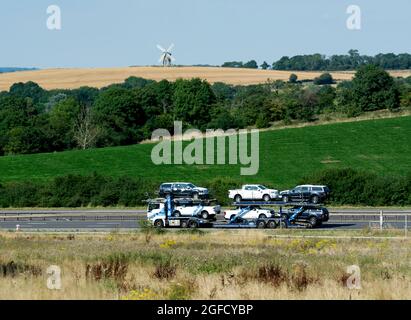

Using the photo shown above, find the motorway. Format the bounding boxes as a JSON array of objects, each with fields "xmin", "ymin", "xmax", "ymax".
[{"xmin": 0, "ymin": 209, "xmax": 410, "ymax": 231}]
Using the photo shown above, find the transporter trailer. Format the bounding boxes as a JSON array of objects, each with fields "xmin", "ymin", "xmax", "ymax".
[
  {"xmin": 232, "ymin": 201, "xmax": 329, "ymax": 228},
  {"xmin": 146, "ymin": 196, "xmax": 329, "ymax": 229}
]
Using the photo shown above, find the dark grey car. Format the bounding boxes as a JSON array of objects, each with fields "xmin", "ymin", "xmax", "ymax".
[
  {"xmin": 280, "ymin": 185, "xmax": 330, "ymax": 204},
  {"xmin": 158, "ymin": 182, "xmax": 209, "ymax": 199}
]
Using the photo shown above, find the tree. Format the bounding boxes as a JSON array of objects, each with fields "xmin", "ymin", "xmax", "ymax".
[
  {"xmin": 243, "ymin": 60, "xmax": 258, "ymax": 69},
  {"xmin": 9, "ymin": 81, "xmax": 47, "ymax": 103},
  {"xmin": 314, "ymin": 73, "xmax": 334, "ymax": 85},
  {"xmin": 48, "ymin": 97, "xmax": 80, "ymax": 150},
  {"xmin": 74, "ymin": 106, "xmax": 101, "ymax": 150},
  {"xmin": 138, "ymin": 80, "xmax": 173, "ymax": 117},
  {"xmin": 351, "ymin": 65, "xmax": 400, "ymax": 112},
  {"xmin": 211, "ymin": 82, "xmax": 237, "ymax": 102},
  {"xmin": 222, "ymin": 61, "xmax": 243, "ymax": 68},
  {"xmin": 123, "ymin": 76, "xmax": 155, "ymax": 89},
  {"xmin": 93, "ymin": 87, "xmax": 146, "ymax": 146},
  {"xmin": 260, "ymin": 61, "xmax": 270, "ymax": 70},
  {"xmin": 289, "ymin": 73, "xmax": 298, "ymax": 83},
  {"xmin": 335, "ymin": 81, "xmax": 361, "ymax": 117},
  {"xmin": 172, "ymin": 78, "xmax": 216, "ymax": 128}
]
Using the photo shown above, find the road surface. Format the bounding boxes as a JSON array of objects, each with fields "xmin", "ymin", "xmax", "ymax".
[{"xmin": 0, "ymin": 208, "xmax": 409, "ymax": 231}]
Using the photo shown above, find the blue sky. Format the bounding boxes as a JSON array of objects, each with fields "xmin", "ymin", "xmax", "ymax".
[{"xmin": 1, "ymin": 0, "xmax": 410, "ymax": 68}]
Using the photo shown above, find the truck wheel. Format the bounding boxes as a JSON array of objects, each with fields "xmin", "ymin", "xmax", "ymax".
[
  {"xmin": 279, "ymin": 220, "xmax": 288, "ymax": 229},
  {"xmin": 181, "ymin": 220, "xmax": 189, "ymax": 228},
  {"xmin": 257, "ymin": 221, "xmax": 266, "ymax": 229},
  {"xmin": 201, "ymin": 211, "xmax": 209, "ymax": 220},
  {"xmin": 174, "ymin": 211, "xmax": 181, "ymax": 217},
  {"xmin": 311, "ymin": 195, "xmax": 319, "ymax": 204},
  {"xmin": 189, "ymin": 220, "xmax": 199, "ymax": 229},
  {"xmin": 267, "ymin": 220, "xmax": 278, "ymax": 229},
  {"xmin": 234, "ymin": 195, "xmax": 242, "ymax": 203},
  {"xmin": 258, "ymin": 214, "xmax": 267, "ymax": 219},
  {"xmin": 282, "ymin": 195, "xmax": 289, "ymax": 203},
  {"xmin": 309, "ymin": 216, "xmax": 318, "ymax": 228},
  {"xmin": 263, "ymin": 194, "xmax": 271, "ymax": 202},
  {"xmin": 154, "ymin": 220, "xmax": 164, "ymax": 228}
]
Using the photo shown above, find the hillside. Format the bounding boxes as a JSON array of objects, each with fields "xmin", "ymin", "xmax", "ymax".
[
  {"xmin": 0, "ymin": 116, "xmax": 410, "ymax": 188},
  {"xmin": 1, "ymin": 66, "xmax": 410, "ymax": 91}
]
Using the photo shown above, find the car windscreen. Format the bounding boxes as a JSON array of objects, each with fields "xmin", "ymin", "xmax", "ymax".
[
  {"xmin": 148, "ymin": 204, "xmax": 160, "ymax": 211},
  {"xmin": 258, "ymin": 185, "xmax": 267, "ymax": 190}
]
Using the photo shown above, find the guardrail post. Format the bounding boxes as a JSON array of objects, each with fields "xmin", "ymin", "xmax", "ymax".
[
  {"xmin": 379, "ymin": 210, "xmax": 383, "ymax": 231},
  {"xmin": 405, "ymin": 214, "xmax": 408, "ymax": 238}
]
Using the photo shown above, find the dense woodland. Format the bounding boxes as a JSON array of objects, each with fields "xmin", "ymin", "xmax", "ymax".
[
  {"xmin": 0, "ymin": 64, "xmax": 410, "ymax": 156},
  {"xmin": 223, "ymin": 50, "xmax": 411, "ymax": 71}
]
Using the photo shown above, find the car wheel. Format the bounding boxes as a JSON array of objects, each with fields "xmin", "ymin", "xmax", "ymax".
[
  {"xmin": 154, "ymin": 220, "xmax": 164, "ymax": 228},
  {"xmin": 309, "ymin": 216, "xmax": 318, "ymax": 228},
  {"xmin": 201, "ymin": 211, "xmax": 209, "ymax": 220},
  {"xmin": 181, "ymin": 220, "xmax": 189, "ymax": 228},
  {"xmin": 263, "ymin": 194, "xmax": 271, "ymax": 202},
  {"xmin": 311, "ymin": 195, "xmax": 319, "ymax": 204},
  {"xmin": 234, "ymin": 195, "xmax": 242, "ymax": 203},
  {"xmin": 282, "ymin": 195, "xmax": 289, "ymax": 203},
  {"xmin": 189, "ymin": 220, "xmax": 199, "ymax": 229},
  {"xmin": 257, "ymin": 221, "xmax": 266, "ymax": 229},
  {"xmin": 258, "ymin": 214, "xmax": 267, "ymax": 219},
  {"xmin": 267, "ymin": 220, "xmax": 278, "ymax": 229},
  {"xmin": 174, "ymin": 211, "xmax": 181, "ymax": 217}
]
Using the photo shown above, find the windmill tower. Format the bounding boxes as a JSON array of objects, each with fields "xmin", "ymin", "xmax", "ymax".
[{"xmin": 157, "ymin": 44, "xmax": 175, "ymax": 67}]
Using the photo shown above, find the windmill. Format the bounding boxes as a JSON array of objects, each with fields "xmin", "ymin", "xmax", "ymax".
[{"xmin": 157, "ymin": 44, "xmax": 175, "ymax": 67}]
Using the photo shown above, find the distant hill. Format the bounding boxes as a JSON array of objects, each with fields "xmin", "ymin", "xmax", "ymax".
[
  {"xmin": 0, "ymin": 115, "xmax": 409, "ymax": 187},
  {"xmin": 0, "ymin": 66, "xmax": 410, "ymax": 91},
  {"xmin": 0, "ymin": 67, "xmax": 37, "ymax": 74}
]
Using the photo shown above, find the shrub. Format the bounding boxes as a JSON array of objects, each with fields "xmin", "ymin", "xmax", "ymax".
[
  {"xmin": 314, "ymin": 73, "xmax": 334, "ymax": 85},
  {"xmin": 301, "ymin": 168, "xmax": 411, "ymax": 206}
]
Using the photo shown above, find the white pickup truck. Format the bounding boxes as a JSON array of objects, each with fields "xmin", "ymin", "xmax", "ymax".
[{"xmin": 228, "ymin": 185, "xmax": 280, "ymax": 202}]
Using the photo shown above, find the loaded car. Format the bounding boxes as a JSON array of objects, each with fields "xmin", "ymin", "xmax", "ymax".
[
  {"xmin": 147, "ymin": 199, "xmax": 219, "ymax": 220},
  {"xmin": 158, "ymin": 182, "xmax": 209, "ymax": 199},
  {"xmin": 228, "ymin": 185, "xmax": 280, "ymax": 202},
  {"xmin": 224, "ymin": 206, "xmax": 275, "ymax": 220},
  {"xmin": 173, "ymin": 202, "xmax": 220, "ymax": 220},
  {"xmin": 280, "ymin": 205, "xmax": 329, "ymax": 227},
  {"xmin": 280, "ymin": 185, "xmax": 330, "ymax": 204}
]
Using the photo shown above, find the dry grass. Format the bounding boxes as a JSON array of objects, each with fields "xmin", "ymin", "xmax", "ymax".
[
  {"xmin": 0, "ymin": 230, "xmax": 410, "ymax": 300},
  {"xmin": 1, "ymin": 66, "xmax": 410, "ymax": 91}
]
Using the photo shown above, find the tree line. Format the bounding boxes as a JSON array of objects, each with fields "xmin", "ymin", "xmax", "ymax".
[
  {"xmin": 222, "ymin": 50, "xmax": 411, "ymax": 71},
  {"xmin": 0, "ymin": 168, "xmax": 410, "ymax": 207},
  {"xmin": 0, "ymin": 64, "xmax": 410, "ymax": 156}
]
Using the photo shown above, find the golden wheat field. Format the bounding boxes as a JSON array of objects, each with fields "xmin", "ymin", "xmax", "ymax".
[
  {"xmin": 1, "ymin": 67, "xmax": 410, "ymax": 91},
  {"xmin": 0, "ymin": 229, "xmax": 410, "ymax": 300}
]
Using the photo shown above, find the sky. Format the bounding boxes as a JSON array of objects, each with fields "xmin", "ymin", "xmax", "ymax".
[{"xmin": 0, "ymin": 0, "xmax": 410, "ymax": 68}]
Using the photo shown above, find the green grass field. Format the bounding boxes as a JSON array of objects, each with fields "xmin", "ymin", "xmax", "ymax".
[{"xmin": 0, "ymin": 116, "xmax": 410, "ymax": 189}]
